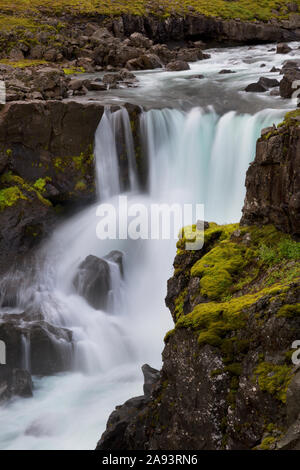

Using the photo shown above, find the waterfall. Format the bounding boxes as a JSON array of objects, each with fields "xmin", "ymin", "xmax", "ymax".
[{"xmin": 0, "ymin": 105, "xmax": 285, "ymax": 449}]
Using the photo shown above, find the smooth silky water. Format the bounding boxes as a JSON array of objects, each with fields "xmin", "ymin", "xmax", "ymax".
[{"xmin": 0, "ymin": 42, "xmax": 298, "ymax": 449}]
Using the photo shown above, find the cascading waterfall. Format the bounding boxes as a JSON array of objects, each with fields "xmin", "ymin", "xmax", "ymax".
[{"xmin": 0, "ymin": 104, "xmax": 285, "ymax": 450}]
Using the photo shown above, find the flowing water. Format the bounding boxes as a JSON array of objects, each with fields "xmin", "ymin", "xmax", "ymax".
[{"xmin": 0, "ymin": 42, "xmax": 298, "ymax": 449}]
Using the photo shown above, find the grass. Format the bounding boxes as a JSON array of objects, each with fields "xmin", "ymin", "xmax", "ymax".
[{"xmin": 0, "ymin": 0, "xmax": 298, "ymax": 31}]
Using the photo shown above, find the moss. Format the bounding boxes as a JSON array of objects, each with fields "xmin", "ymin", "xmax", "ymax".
[
  {"xmin": 0, "ymin": 172, "xmax": 52, "ymax": 208},
  {"xmin": 0, "ymin": 59, "xmax": 47, "ymax": 68},
  {"xmin": 0, "ymin": 186, "xmax": 27, "ymax": 211},
  {"xmin": 254, "ymin": 362, "xmax": 293, "ymax": 403},
  {"xmin": 33, "ymin": 177, "xmax": 51, "ymax": 192},
  {"xmin": 176, "ymin": 285, "xmax": 286, "ymax": 347},
  {"xmin": 276, "ymin": 304, "xmax": 300, "ymax": 318},
  {"xmin": 278, "ymin": 109, "xmax": 300, "ymax": 128},
  {"xmin": 164, "ymin": 329, "xmax": 175, "ymax": 343},
  {"xmin": 74, "ymin": 180, "xmax": 87, "ymax": 191},
  {"xmin": 257, "ymin": 436, "xmax": 277, "ymax": 450},
  {"xmin": 63, "ymin": 66, "xmax": 85, "ymax": 75}
]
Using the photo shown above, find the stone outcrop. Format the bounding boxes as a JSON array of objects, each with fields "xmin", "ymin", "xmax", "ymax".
[
  {"xmin": 97, "ymin": 221, "xmax": 300, "ymax": 450},
  {"xmin": 0, "ymin": 101, "xmax": 141, "ymax": 274},
  {"xmin": 241, "ymin": 112, "xmax": 300, "ymax": 238}
]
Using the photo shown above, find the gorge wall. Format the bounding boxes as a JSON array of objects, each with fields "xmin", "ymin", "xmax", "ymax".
[{"xmin": 97, "ymin": 115, "xmax": 300, "ymax": 450}]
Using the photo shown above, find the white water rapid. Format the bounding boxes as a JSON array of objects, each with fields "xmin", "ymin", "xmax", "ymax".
[{"xmin": 0, "ymin": 41, "xmax": 295, "ymax": 449}]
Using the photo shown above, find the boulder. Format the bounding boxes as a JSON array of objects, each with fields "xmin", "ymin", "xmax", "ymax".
[
  {"xmin": 279, "ymin": 68, "xmax": 300, "ymax": 98},
  {"xmin": 126, "ymin": 54, "xmax": 162, "ymax": 71},
  {"xmin": 166, "ymin": 60, "xmax": 190, "ymax": 71},
  {"xmin": 176, "ymin": 48, "xmax": 209, "ymax": 62},
  {"xmin": 219, "ymin": 69, "xmax": 235, "ymax": 74},
  {"xmin": 73, "ymin": 255, "xmax": 111, "ymax": 310},
  {"xmin": 129, "ymin": 32, "xmax": 153, "ymax": 49},
  {"xmin": 0, "ymin": 318, "xmax": 73, "ymax": 375},
  {"xmin": 104, "ymin": 250, "xmax": 124, "ymax": 276},
  {"xmin": 258, "ymin": 77, "xmax": 280, "ymax": 88},
  {"xmin": 277, "ymin": 43, "xmax": 292, "ymax": 54},
  {"xmin": 245, "ymin": 82, "xmax": 267, "ymax": 92}
]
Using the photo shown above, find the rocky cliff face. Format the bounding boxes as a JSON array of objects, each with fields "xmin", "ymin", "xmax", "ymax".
[
  {"xmin": 241, "ymin": 110, "xmax": 300, "ymax": 239},
  {"xmin": 97, "ymin": 115, "xmax": 300, "ymax": 451}
]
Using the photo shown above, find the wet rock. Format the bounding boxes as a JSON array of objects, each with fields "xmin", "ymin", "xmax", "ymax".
[
  {"xmin": 219, "ymin": 69, "xmax": 235, "ymax": 74},
  {"xmin": 245, "ymin": 82, "xmax": 267, "ymax": 92},
  {"xmin": 279, "ymin": 67, "xmax": 300, "ymax": 98},
  {"xmin": 73, "ymin": 255, "xmax": 111, "ymax": 310},
  {"xmin": 0, "ymin": 318, "xmax": 73, "ymax": 375},
  {"xmin": 258, "ymin": 76, "xmax": 280, "ymax": 88},
  {"xmin": 126, "ymin": 53, "xmax": 162, "ymax": 71},
  {"xmin": 166, "ymin": 60, "xmax": 190, "ymax": 71},
  {"xmin": 270, "ymin": 66, "xmax": 280, "ymax": 72},
  {"xmin": 0, "ymin": 366, "xmax": 32, "ymax": 402},
  {"xmin": 277, "ymin": 43, "xmax": 292, "ymax": 54},
  {"xmin": 104, "ymin": 250, "xmax": 124, "ymax": 276}
]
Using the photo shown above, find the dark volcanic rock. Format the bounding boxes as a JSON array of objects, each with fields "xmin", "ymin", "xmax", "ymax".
[
  {"xmin": 258, "ymin": 76, "xmax": 280, "ymax": 88},
  {"xmin": 73, "ymin": 255, "xmax": 111, "ymax": 310},
  {"xmin": 0, "ymin": 318, "xmax": 73, "ymax": 375},
  {"xmin": 245, "ymin": 82, "xmax": 267, "ymax": 92},
  {"xmin": 241, "ymin": 119, "xmax": 300, "ymax": 238}
]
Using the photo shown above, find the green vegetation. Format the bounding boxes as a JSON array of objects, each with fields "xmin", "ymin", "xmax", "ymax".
[
  {"xmin": 257, "ymin": 436, "xmax": 277, "ymax": 450},
  {"xmin": 0, "ymin": 171, "xmax": 52, "ymax": 208},
  {"xmin": 0, "ymin": 0, "xmax": 298, "ymax": 25},
  {"xmin": 0, "ymin": 185, "xmax": 27, "ymax": 211},
  {"xmin": 254, "ymin": 362, "xmax": 293, "ymax": 403},
  {"xmin": 0, "ymin": 59, "xmax": 47, "ymax": 68},
  {"xmin": 276, "ymin": 303, "xmax": 300, "ymax": 318},
  {"xmin": 33, "ymin": 177, "xmax": 51, "ymax": 192},
  {"xmin": 63, "ymin": 66, "xmax": 85, "ymax": 75}
]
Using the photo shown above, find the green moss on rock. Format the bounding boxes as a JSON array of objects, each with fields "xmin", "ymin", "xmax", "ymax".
[{"xmin": 254, "ymin": 362, "xmax": 293, "ymax": 403}]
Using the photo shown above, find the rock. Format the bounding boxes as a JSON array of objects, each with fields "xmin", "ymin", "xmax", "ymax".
[
  {"xmin": 142, "ymin": 364, "xmax": 160, "ymax": 397},
  {"xmin": 270, "ymin": 66, "xmax": 280, "ymax": 72},
  {"xmin": 0, "ymin": 366, "xmax": 32, "ymax": 402},
  {"xmin": 279, "ymin": 68, "xmax": 300, "ymax": 98},
  {"xmin": 104, "ymin": 250, "xmax": 124, "ymax": 276},
  {"xmin": 241, "ymin": 119, "xmax": 300, "ymax": 237},
  {"xmin": 270, "ymin": 87, "xmax": 280, "ymax": 96},
  {"xmin": 176, "ymin": 48, "xmax": 209, "ymax": 62},
  {"xmin": 219, "ymin": 69, "xmax": 235, "ymax": 74},
  {"xmin": 0, "ymin": 318, "xmax": 73, "ymax": 375},
  {"xmin": 188, "ymin": 74, "xmax": 205, "ymax": 79},
  {"xmin": 73, "ymin": 255, "xmax": 111, "ymax": 310},
  {"xmin": 69, "ymin": 79, "xmax": 84, "ymax": 91},
  {"xmin": 9, "ymin": 48, "xmax": 24, "ymax": 61},
  {"xmin": 29, "ymin": 45, "xmax": 44, "ymax": 60},
  {"xmin": 150, "ymin": 44, "xmax": 176, "ymax": 64},
  {"xmin": 87, "ymin": 81, "xmax": 106, "ymax": 91},
  {"xmin": 258, "ymin": 77, "xmax": 280, "ymax": 88},
  {"xmin": 96, "ymin": 395, "xmax": 149, "ymax": 450},
  {"xmin": 277, "ymin": 43, "xmax": 292, "ymax": 54},
  {"xmin": 245, "ymin": 82, "xmax": 267, "ymax": 92},
  {"xmin": 129, "ymin": 32, "xmax": 153, "ymax": 49},
  {"xmin": 126, "ymin": 54, "xmax": 162, "ymax": 71},
  {"xmin": 166, "ymin": 60, "xmax": 190, "ymax": 71}
]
